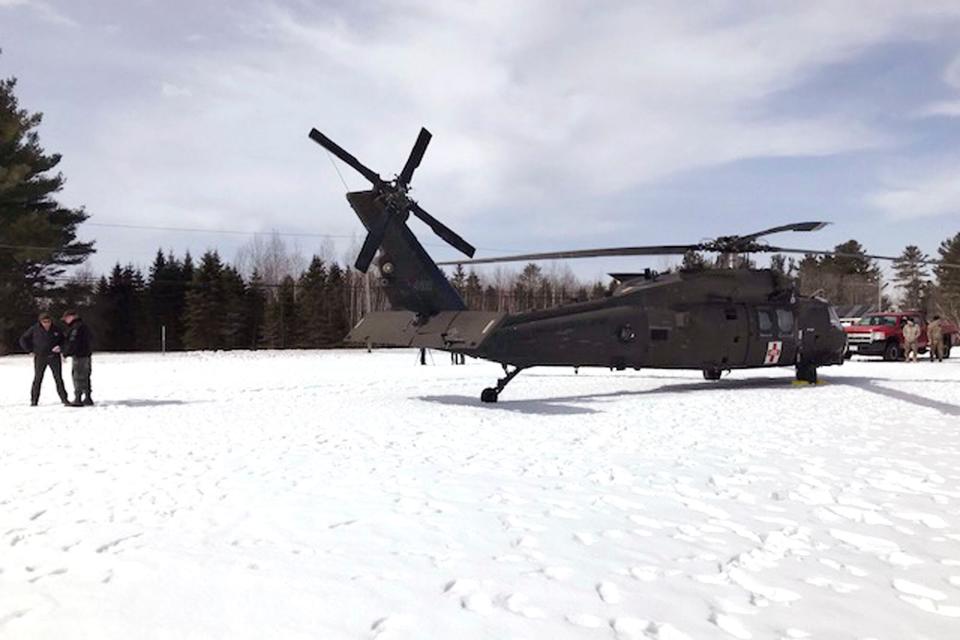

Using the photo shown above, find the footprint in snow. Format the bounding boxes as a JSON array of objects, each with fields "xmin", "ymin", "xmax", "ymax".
[
  {"xmin": 709, "ymin": 610, "xmax": 752, "ymax": 639},
  {"xmin": 573, "ymin": 532, "xmax": 596, "ymax": 546},
  {"xmin": 460, "ymin": 593, "xmax": 493, "ymax": 614},
  {"xmin": 540, "ymin": 566, "xmax": 573, "ymax": 581},
  {"xmin": 596, "ymin": 581, "xmax": 622, "ymax": 604},
  {"xmin": 500, "ymin": 593, "xmax": 545, "ymax": 619}
]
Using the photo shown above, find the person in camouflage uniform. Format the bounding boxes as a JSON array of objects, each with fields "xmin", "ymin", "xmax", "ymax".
[
  {"xmin": 902, "ymin": 317, "xmax": 921, "ymax": 362},
  {"xmin": 61, "ymin": 310, "xmax": 94, "ymax": 405},
  {"xmin": 927, "ymin": 315, "xmax": 945, "ymax": 362}
]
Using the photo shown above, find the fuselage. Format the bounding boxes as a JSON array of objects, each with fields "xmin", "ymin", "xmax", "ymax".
[{"xmin": 473, "ymin": 269, "xmax": 847, "ymax": 372}]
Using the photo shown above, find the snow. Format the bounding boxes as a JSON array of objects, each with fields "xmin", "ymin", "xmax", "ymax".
[{"xmin": 2, "ymin": 349, "xmax": 960, "ymax": 639}]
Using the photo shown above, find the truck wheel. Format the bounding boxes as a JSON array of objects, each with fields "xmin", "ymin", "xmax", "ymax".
[{"xmin": 883, "ymin": 341, "xmax": 901, "ymax": 362}]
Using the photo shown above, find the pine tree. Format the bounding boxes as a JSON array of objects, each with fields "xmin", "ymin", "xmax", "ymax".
[
  {"xmin": 465, "ymin": 270, "xmax": 483, "ymax": 309},
  {"xmin": 934, "ymin": 232, "xmax": 960, "ymax": 325},
  {"xmin": 297, "ymin": 256, "xmax": 329, "ymax": 347},
  {"xmin": 892, "ymin": 245, "xmax": 929, "ymax": 311},
  {"xmin": 183, "ymin": 250, "xmax": 226, "ymax": 350},
  {"xmin": 450, "ymin": 264, "xmax": 467, "ymax": 297},
  {"xmin": 245, "ymin": 270, "xmax": 267, "ymax": 349},
  {"xmin": 326, "ymin": 263, "xmax": 350, "ymax": 344},
  {"xmin": 220, "ymin": 265, "xmax": 247, "ymax": 349},
  {"xmin": 95, "ymin": 263, "xmax": 147, "ymax": 351},
  {"xmin": 262, "ymin": 275, "xmax": 298, "ymax": 348},
  {"xmin": 0, "ymin": 70, "xmax": 95, "ymax": 352},
  {"xmin": 681, "ymin": 250, "xmax": 707, "ymax": 271}
]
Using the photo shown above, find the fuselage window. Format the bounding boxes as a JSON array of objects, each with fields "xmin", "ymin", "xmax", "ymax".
[
  {"xmin": 776, "ymin": 309, "xmax": 795, "ymax": 335},
  {"xmin": 650, "ymin": 328, "xmax": 669, "ymax": 341},
  {"xmin": 757, "ymin": 309, "xmax": 773, "ymax": 336}
]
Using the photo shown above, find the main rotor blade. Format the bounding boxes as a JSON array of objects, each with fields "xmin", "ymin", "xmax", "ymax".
[
  {"xmin": 354, "ymin": 215, "xmax": 390, "ymax": 273},
  {"xmin": 736, "ymin": 221, "xmax": 829, "ymax": 242},
  {"xmin": 308, "ymin": 128, "xmax": 384, "ymax": 188},
  {"xmin": 762, "ymin": 246, "xmax": 960, "ymax": 269},
  {"xmin": 409, "ymin": 201, "xmax": 476, "ymax": 258},
  {"xmin": 436, "ymin": 244, "xmax": 699, "ymax": 266},
  {"xmin": 398, "ymin": 128, "xmax": 432, "ymax": 188}
]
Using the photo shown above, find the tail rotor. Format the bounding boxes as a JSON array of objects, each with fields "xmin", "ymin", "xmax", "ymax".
[{"xmin": 308, "ymin": 127, "xmax": 476, "ymax": 272}]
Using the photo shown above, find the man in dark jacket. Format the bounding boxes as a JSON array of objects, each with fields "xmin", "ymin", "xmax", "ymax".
[
  {"xmin": 19, "ymin": 312, "xmax": 70, "ymax": 406},
  {"xmin": 61, "ymin": 310, "xmax": 94, "ymax": 406}
]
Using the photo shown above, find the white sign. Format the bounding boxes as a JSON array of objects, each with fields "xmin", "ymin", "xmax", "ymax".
[{"xmin": 764, "ymin": 341, "xmax": 783, "ymax": 365}]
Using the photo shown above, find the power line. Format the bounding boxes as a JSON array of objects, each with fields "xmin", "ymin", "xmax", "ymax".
[{"xmin": 85, "ymin": 222, "xmax": 356, "ymax": 239}]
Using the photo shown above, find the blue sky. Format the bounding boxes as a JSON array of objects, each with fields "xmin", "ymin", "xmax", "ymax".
[{"xmin": 2, "ymin": 0, "xmax": 960, "ymax": 281}]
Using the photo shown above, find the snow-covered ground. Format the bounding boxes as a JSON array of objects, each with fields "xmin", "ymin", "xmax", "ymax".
[{"xmin": 2, "ymin": 349, "xmax": 959, "ymax": 639}]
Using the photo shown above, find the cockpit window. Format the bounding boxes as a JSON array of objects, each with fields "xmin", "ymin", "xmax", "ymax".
[
  {"xmin": 828, "ymin": 306, "xmax": 842, "ymax": 328},
  {"xmin": 757, "ymin": 309, "xmax": 773, "ymax": 336},
  {"xmin": 775, "ymin": 309, "xmax": 795, "ymax": 335}
]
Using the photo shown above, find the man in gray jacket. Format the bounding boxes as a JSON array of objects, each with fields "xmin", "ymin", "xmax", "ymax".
[{"xmin": 19, "ymin": 312, "xmax": 70, "ymax": 406}]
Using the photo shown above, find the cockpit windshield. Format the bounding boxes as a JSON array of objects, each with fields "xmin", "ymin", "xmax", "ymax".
[{"xmin": 855, "ymin": 315, "xmax": 897, "ymax": 327}]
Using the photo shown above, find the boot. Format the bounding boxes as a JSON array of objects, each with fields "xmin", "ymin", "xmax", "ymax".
[
  {"xmin": 83, "ymin": 393, "xmax": 94, "ymax": 406},
  {"xmin": 71, "ymin": 396, "xmax": 83, "ymax": 407}
]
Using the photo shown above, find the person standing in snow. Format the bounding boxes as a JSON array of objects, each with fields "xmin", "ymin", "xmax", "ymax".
[
  {"xmin": 61, "ymin": 310, "xmax": 94, "ymax": 406},
  {"xmin": 902, "ymin": 317, "xmax": 921, "ymax": 362},
  {"xmin": 19, "ymin": 312, "xmax": 70, "ymax": 406},
  {"xmin": 927, "ymin": 315, "xmax": 945, "ymax": 362}
]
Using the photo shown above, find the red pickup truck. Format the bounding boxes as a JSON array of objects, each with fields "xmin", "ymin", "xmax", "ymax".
[{"xmin": 844, "ymin": 311, "xmax": 956, "ymax": 360}]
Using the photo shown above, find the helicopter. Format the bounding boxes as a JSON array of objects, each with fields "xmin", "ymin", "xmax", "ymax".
[{"xmin": 307, "ymin": 126, "xmax": 951, "ymax": 403}]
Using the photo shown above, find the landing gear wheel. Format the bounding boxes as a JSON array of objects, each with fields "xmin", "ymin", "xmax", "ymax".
[
  {"xmin": 883, "ymin": 341, "xmax": 901, "ymax": 362},
  {"xmin": 702, "ymin": 368, "xmax": 722, "ymax": 381},
  {"xmin": 481, "ymin": 388, "xmax": 499, "ymax": 403},
  {"xmin": 480, "ymin": 366, "xmax": 525, "ymax": 403},
  {"xmin": 796, "ymin": 363, "xmax": 818, "ymax": 384}
]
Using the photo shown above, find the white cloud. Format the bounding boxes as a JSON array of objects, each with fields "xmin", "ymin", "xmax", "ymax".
[
  {"xmin": 0, "ymin": 0, "xmax": 76, "ymax": 26},
  {"xmin": 12, "ymin": 0, "xmax": 960, "ymax": 269},
  {"xmin": 915, "ymin": 51, "xmax": 960, "ymax": 118},
  {"xmin": 866, "ymin": 167, "xmax": 960, "ymax": 219},
  {"xmin": 161, "ymin": 82, "xmax": 192, "ymax": 98}
]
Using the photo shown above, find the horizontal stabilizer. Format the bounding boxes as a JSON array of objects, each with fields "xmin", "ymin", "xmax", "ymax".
[{"xmin": 346, "ymin": 311, "xmax": 505, "ymax": 350}]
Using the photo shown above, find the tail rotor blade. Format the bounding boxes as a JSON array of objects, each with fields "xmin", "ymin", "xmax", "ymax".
[
  {"xmin": 398, "ymin": 128, "xmax": 432, "ymax": 187},
  {"xmin": 354, "ymin": 216, "xmax": 390, "ymax": 273},
  {"xmin": 309, "ymin": 128, "xmax": 385, "ymax": 188},
  {"xmin": 409, "ymin": 201, "xmax": 476, "ymax": 258}
]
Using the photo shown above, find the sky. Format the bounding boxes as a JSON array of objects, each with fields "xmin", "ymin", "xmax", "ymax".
[{"xmin": 2, "ymin": 0, "xmax": 960, "ymax": 283}]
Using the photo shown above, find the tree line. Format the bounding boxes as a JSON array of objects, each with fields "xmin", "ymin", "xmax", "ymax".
[{"xmin": 3, "ymin": 58, "xmax": 960, "ymax": 354}]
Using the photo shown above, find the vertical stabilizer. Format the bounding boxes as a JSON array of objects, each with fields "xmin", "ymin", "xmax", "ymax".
[{"xmin": 347, "ymin": 191, "xmax": 465, "ymax": 316}]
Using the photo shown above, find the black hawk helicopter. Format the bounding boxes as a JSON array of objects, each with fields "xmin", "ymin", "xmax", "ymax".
[{"xmin": 307, "ymin": 127, "xmax": 940, "ymax": 402}]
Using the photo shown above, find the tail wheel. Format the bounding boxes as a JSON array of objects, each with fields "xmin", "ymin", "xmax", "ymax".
[{"xmin": 702, "ymin": 368, "xmax": 722, "ymax": 381}]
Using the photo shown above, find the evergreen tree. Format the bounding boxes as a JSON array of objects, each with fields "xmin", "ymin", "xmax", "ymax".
[
  {"xmin": 465, "ymin": 270, "xmax": 483, "ymax": 309},
  {"xmin": 681, "ymin": 250, "xmax": 707, "ymax": 271},
  {"xmin": 892, "ymin": 245, "xmax": 929, "ymax": 311},
  {"xmin": 934, "ymin": 232, "xmax": 960, "ymax": 325},
  {"xmin": 263, "ymin": 275, "xmax": 298, "ymax": 348},
  {"xmin": 0, "ymin": 69, "xmax": 94, "ymax": 352},
  {"xmin": 450, "ymin": 264, "xmax": 467, "ymax": 297},
  {"xmin": 297, "ymin": 256, "xmax": 329, "ymax": 347},
  {"xmin": 220, "ymin": 265, "xmax": 247, "ymax": 349},
  {"xmin": 147, "ymin": 250, "xmax": 189, "ymax": 350},
  {"xmin": 244, "ymin": 270, "xmax": 267, "ymax": 349},
  {"xmin": 95, "ymin": 263, "xmax": 147, "ymax": 351},
  {"xmin": 183, "ymin": 250, "xmax": 226, "ymax": 350},
  {"xmin": 326, "ymin": 263, "xmax": 350, "ymax": 344}
]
